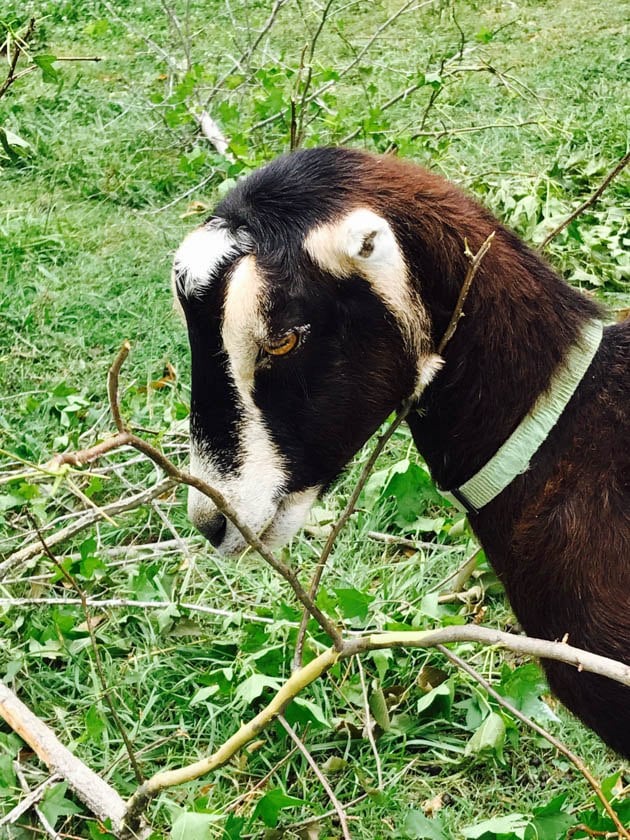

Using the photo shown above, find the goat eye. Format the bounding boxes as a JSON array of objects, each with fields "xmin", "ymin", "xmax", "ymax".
[{"xmin": 262, "ymin": 331, "xmax": 299, "ymax": 356}]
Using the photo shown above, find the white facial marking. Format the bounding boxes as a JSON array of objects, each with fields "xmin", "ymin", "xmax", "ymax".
[
  {"xmin": 222, "ymin": 255, "xmax": 266, "ymax": 393},
  {"xmin": 173, "ymin": 222, "xmax": 242, "ymax": 299},
  {"xmin": 186, "ymin": 253, "xmax": 317, "ymax": 555},
  {"xmin": 305, "ymin": 207, "xmax": 436, "ymax": 396}
]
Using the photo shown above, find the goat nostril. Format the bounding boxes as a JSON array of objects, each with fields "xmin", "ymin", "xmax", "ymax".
[{"xmin": 199, "ymin": 513, "xmax": 227, "ymax": 547}]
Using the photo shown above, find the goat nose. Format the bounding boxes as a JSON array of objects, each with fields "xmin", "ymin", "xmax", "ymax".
[{"xmin": 198, "ymin": 512, "xmax": 227, "ymax": 547}]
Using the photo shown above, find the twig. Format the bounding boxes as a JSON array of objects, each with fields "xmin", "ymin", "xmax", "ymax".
[
  {"xmin": 27, "ymin": 517, "xmax": 144, "ymax": 785},
  {"xmin": 0, "ymin": 597, "xmax": 292, "ymax": 627},
  {"xmin": 103, "ymin": 343, "xmax": 342, "ymax": 646},
  {"xmin": 14, "ymin": 764, "xmax": 60, "ymax": 840},
  {"xmin": 437, "ymin": 646, "xmax": 630, "ymax": 840},
  {"xmin": 343, "ymin": 626, "xmax": 630, "ymax": 686},
  {"xmin": 437, "ymin": 232, "xmax": 495, "ymax": 354},
  {"xmin": 427, "ymin": 546, "xmax": 482, "ymax": 594},
  {"xmin": 108, "ymin": 341, "xmax": 131, "ymax": 433},
  {"xmin": 48, "ymin": 432, "xmax": 133, "ymax": 468},
  {"xmin": 278, "ymin": 715, "xmax": 352, "ymax": 840},
  {"xmin": 291, "ymin": 0, "xmax": 336, "ymax": 149},
  {"xmin": 292, "ymin": 403, "xmax": 412, "ymax": 670},
  {"xmin": 366, "ymin": 530, "xmax": 462, "ymax": 553},
  {"xmin": 250, "ymin": 0, "xmax": 436, "ymax": 132},
  {"xmin": 540, "ymin": 151, "xmax": 630, "ymax": 249},
  {"xmin": 356, "ymin": 657, "xmax": 383, "ymax": 789},
  {"xmin": 0, "ymin": 772, "xmax": 61, "ymax": 829},
  {"xmin": 0, "ymin": 478, "xmax": 176, "ymax": 578},
  {"xmin": 0, "ymin": 18, "xmax": 35, "ymax": 100},
  {"xmin": 207, "ymin": 0, "xmax": 289, "ymax": 102},
  {"xmin": 0, "ymin": 683, "xmax": 126, "ymax": 832}
]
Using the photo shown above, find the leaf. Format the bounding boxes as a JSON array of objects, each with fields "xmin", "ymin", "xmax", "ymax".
[
  {"xmin": 252, "ymin": 788, "xmax": 305, "ymax": 828},
  {"xmin": 40, "ymin": 781, "xmax": 83, "ymax": 828},
  {"xmin": 465, "ymin": 712, "xmax": 506, "ymax": 762},
  {"xmin": 403, "ymin": 810, "xmax": 450, "ymax": 839},
  {"xmin": 234, "ymin": 674, "xmax": 282, "ymax": 705},
  {"xmin": 289, "ymin": 696, "xmax": 329, "ymax": 728},
  {"xmin": 334, "ymin": 587, "xmax": 374, "ymax": 621},
  {"xmin": 170, "ymin": 811, "xmax": 219, "ymax": 840},
  {"xmin": 33, "ymin": 54, "xmax": 60, "ymax": 83},
  {"xmin": 462, "ymin": 814, "xmax": 529, "ymax": 838},
  {"xmin": 0, "ymin": 754, "xmax": 16, "ymax": 788},
  {"xmin": 416, "ymin": 680, "xmax": 453, "ymax": 720},
  {"xmin": 369, "ymin": 683, "xmax": 391, "ymax": 730},
  {"xmin": 498, "ymin": 664, "xmax": 558, "ymax": 723},
  {"xmin": 190, "ymin": 685, "xmax": 220, "ymax": 707}
]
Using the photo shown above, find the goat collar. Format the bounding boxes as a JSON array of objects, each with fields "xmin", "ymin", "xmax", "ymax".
[{"xmin": 439, "ymin": 319, "xmax": 604, "ymax": 514}]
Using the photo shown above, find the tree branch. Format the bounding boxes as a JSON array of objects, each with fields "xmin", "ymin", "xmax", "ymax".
[
  {"xmin": 438, "ymin": 646, "xmax": 630, "ymax": 840},
  {"xmin": 278, "ymin": 715, "xmax": 352, "ymax": 840},
  {"xmin": 0, "ymin": 683, "xmax": 127, "ymax": 833},
  {"xmin": 540, "ymin": 151, "xmax": 630, "ymax": 250}
]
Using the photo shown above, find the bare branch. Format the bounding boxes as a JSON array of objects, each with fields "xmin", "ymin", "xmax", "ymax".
[
  {"xmin": 122, "ymin": 624, "xmax": 630, "ymax": 831},
  {"xmin": 0, "ymin": 597, "xmax": 292, "ymax": 627},
  {"xmin": 343, "ymin": 626, "xmax": 630, "ymax": 687},
  {"xmin": 0, "ymin": 478, "xmax": 177, "ymax": 579},
  {"xmin": 437, "ymin": 232, "xmax": 495, "ymax": 355},
  {"xmin": 122, "ymin": 647, "xmax": 342, "ymax": 836},
  {"xmin": 356, "ymin": 657, "xmax": 383, "ymax": 789},
  {"xmin": 278, "ymin": 715, "xmax": 352, "ymax": 840},
  {"xmin": 540, "ymin": 151, "xmax": 630, "ymax": 250},
  {"xmin": 0, "ymin": 683, "xmax": 127, "ymax": 833},
  {"xmin": 293, "ymin": 403, "xmax": 412, "ymax": 669}
]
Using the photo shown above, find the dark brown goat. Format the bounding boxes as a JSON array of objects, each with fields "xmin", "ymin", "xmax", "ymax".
[{"xmin": 173, "ymin": 148, "xmax": 630, "ymax": 757}]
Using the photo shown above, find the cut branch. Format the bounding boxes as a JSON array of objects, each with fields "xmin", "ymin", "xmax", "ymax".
[{"xmin": 0, "ymin": 683, "xmax": 127, "ymax": 833}]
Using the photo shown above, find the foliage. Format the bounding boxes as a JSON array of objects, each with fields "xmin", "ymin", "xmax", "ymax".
[{"xmin": 0, "ymin": 0, "xmax": 628, "ymax": 837}]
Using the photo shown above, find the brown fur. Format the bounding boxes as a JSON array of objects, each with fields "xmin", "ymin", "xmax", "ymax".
[{"xmin": 349, "ymin": 156, "xmax": 630, "ymax": 756}]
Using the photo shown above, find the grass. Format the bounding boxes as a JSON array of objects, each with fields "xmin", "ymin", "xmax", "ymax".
[{"xmin": 0, "ymin": 0, "xmax": 628, "ymax": 837}]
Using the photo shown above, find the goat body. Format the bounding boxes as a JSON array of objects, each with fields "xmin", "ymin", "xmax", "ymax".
[{"xmin": 173, "ymin": 148, "xmax": 630, "ymax": 756}]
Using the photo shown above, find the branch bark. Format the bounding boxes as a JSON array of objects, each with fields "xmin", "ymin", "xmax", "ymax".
[{"xmin": 0, "ymin": 683, "xmax": 127, "ymax": 833}]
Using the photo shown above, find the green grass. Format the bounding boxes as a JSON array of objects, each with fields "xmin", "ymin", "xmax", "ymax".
[{"xmin": 1, "ymin": 0, "xmax": 628, "ymax": 837}]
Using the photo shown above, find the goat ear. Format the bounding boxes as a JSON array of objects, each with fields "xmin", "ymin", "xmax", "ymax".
[
  {"xmin": 343, "ymin": 209, "xmax": 399, "ymax": 268},
  {"xmin": 305, "ymin": 208, "xmax": 403, "ymax": 280}
]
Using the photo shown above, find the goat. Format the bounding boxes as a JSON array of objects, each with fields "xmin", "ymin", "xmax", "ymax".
[{"xmin": 172, "ymin": 148, "xmax": 630, "ymax": 757}]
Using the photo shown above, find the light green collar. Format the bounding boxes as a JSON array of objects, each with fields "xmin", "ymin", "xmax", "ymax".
[{"xmin": 439, "ymin": 319, "xmax": 604, "ymax": 514}]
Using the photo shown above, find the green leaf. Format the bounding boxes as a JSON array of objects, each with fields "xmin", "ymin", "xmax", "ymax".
[
  {"xmin": 85, "ymin": 704, "xmax": 106, "ymax": 741},
  {"xmin": 170, "ymin": 811, "xmax": 218, "ymax": 839},
  {"xmin": 290, "ymin": 696, "xmax": 329, "ymax": 728},
  {"xmin": 403, "ymin": 810, "xmax": 450, "ymax": 839},
  {"xmin": 465, "ymin": 712, "xmax": 506, "ymax": 762},
  {"xmin": 462, "ymin": 813, "xmax": 529, "ymax": 838},
  {"xmin": 33, "ymin": 54, "xmax": 60, "ymax": 83},
  {"xmin": 498, "ymin": 664, "xmax": 558, "ymax": 723},
  {"xmin": 334, "ymin": 586, "xmax": 374, "ymax": 621},
  {"xmin": 234, "ymin": 674, "xmax": 282, "ymax": 705},
  {"xmin": 190, "ymin": 684, "xmax": 220, "ymax": 707},
  {"xmin": 40, "ymin": 782, "xmax": 82, "ymax": 828},
  {"xmin": 369, "ymin": 683, "xmax": 391, "ymax": 730},
  {"xmin": 252, "ymin": 788, "xmax": 305, "ymax": 828},
  {"xmin": 0, "ymin": 754, "xmax": 16, "ymax": 788},
  {"xmin": 416, "ymin": 680, "xmax": 453, "ymax": 720}
]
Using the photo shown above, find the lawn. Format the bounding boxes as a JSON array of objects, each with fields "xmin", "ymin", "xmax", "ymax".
[{"xmin": 0, "ymin": 0, "xmax": 628, "ymax": 837}]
